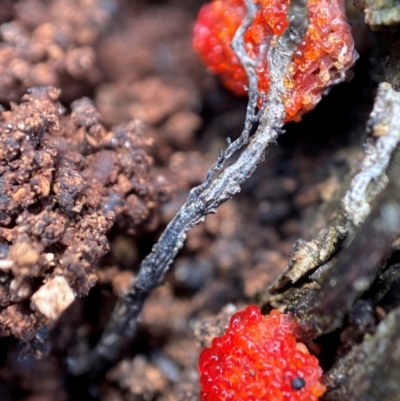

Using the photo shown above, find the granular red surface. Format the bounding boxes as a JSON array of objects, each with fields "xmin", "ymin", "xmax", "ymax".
[
  {"xmin": 193, "ymin": 0, "xmax": 358, "ymax": 121},
  {"xmin": 198, "ymin": 306, "xmax": 326, "ymax": 401}
]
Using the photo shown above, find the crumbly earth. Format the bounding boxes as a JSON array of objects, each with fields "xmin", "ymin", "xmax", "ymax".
[
  {"xmin": 0, "ymin": 1, "xmax": 388, "ymax": 401},
  {"xmin": 0, "ymin": 85, "xmax": 172, "ymax": 341},
  {"xmin": 0, "ymin": 0, "xmax": 114, "ymax": 103}
]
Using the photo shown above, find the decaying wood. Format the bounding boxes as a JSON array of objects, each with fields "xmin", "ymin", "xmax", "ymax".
[
  {"xmin": 262, "ymin": 83, "xmax": 400, "ymax": 399},
  {"xmin": 270, "ymin": 83, "xmax": 400, "ymax": 294},
  {"xmin": 324, "ymin": 306, "xmax": 400, "ymax": 400}
]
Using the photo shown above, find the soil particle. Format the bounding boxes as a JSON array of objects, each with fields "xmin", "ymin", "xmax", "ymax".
[{"xmin": 31, "ymin": 276, "xmax": 75, "ymax": 321}]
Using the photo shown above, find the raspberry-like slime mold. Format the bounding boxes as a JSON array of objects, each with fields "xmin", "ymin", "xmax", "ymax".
[
  {"xmin": 193, "ymin": 0, "xmax": 358, "ymax": 121},
  {"xmin": 198, "ymin": 306, "xmax": 326, "ymax": 401}
]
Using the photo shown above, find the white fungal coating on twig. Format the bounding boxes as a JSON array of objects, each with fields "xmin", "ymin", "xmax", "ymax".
[
  {"xmin": 343, "ymin": 82, "xmax": 400, "ymax": 226},
  {"xmin": 68, "ymin": 0, "xmax": 309, "ymax": 376}
]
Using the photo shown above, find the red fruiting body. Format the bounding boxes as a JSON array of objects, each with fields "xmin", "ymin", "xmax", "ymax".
[
  {"xmin": 193, "ymin": 0, "xmax": 358, "ymax": 121},
  {"xmin": 198, "ymin": 306, "xmax": 326, "ymax": 401}
]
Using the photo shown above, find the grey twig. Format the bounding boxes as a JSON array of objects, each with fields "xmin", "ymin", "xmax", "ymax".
[
  {"xmin": 343, "ymin": 82, "xmax": 400, "ymax": 226},
  {"xmin": 189, "ymin": 0, "xmax": 260, "ymax": 201},
  {"xmin": 68, "ymin": 0, "xmax": 309, "ymax": 376},
  {"xmin": 231, "ymin": 0, "xmax": 261, "ymax": 144}
]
